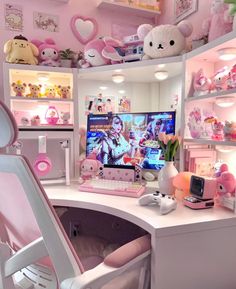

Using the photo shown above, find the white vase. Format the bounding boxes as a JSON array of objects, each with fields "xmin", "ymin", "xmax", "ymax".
[{"xmin": 158, "ymin": 161, "xmax": 178, "ymax": 195}]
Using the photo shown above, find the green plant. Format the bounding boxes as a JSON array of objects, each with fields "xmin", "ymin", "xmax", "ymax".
[
  {"xmin": 224, "ymin": 0, "xmax": 236, "ymax": 15},
  {"xmin": 157, "ymin": 133, "xmax": 181, "ymax": 161},
  {"xmin": 59, "ymin": 48, "xmax": 75, "ymax": 60}
]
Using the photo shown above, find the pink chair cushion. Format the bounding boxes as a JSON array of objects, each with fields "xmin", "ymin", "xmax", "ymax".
[
  {"xmin": 104, "ymin": 235, "xmax": 151, "ymax": 268},
  {"xmin": 81, "ymin": 255, "xmax": 104, "ymax": 271}
]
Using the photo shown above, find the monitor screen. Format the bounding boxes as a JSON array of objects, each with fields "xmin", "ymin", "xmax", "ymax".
[{"xmin": 86, "ymin": 111, "xmax": 176, "ymax": 171}]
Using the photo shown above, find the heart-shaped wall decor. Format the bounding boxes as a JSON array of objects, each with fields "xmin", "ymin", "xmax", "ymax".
[{"xmin": 71, "ymin": 15, "xmax": 98, "ymax": 45}]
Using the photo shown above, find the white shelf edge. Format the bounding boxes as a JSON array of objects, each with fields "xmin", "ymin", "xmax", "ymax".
[
  {"xmin": 185, "ymin": 88, "xmax": 236, "ymax": 102},
  {"xmin": 78, "ymin": 55, "xmax": 183, "ymax": 75},
  {"xmin": 184, "ymin": 138, "xmax": 236, "ymax": 146},
  {"xmin": 18, "ymin": 125, "xmax": 74, "ymax": 130},
  {"xmin": 97, "ymin": 0, "xmax": 161, "ymax": 18},
  {"xmin": 3, "ymin": 62, "xmax": 74, "ymax": 74},
  {"xmin": 186, "ymin": 30, "xmax": 236, "ymax": 60},
  {"xmin": 10, "ymin": 96, "xmax": 73, "ymax": 102}
]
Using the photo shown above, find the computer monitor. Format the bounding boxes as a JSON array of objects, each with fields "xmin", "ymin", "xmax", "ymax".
[{"xmin": 86, "ymin": 111, "xmax": 176, "ymax": 171}]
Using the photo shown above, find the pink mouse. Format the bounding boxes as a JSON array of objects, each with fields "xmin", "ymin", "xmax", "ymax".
[
  {"xmin": 81, "ymin": 37, "xmax": 123, "ymax": 68},
  {"xmin": 78, "ymin": 158, "xmax": 102, "ymax": 184}
]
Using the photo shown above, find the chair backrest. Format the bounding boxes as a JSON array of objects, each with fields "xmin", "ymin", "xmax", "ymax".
[{"xmin": 0, "ymin": 101, "xmax": 83, "ymax": 287}]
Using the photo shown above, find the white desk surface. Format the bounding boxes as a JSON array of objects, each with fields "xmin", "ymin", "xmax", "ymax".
[{"xmin": 45, "ymin": 182, "xmax": 236, "ymax": 237}]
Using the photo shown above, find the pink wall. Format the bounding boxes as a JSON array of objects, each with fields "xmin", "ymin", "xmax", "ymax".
[
  {"xmin": 0, "ymin": 0, "xmax": 214, "ymax": 97},
  {"xmin": 158, "ymin": 0, "xmax": 213, "ymax": 38},
  {"xmin": 0, "ymin": 0, "xmax": 153, "ymax": 97}
]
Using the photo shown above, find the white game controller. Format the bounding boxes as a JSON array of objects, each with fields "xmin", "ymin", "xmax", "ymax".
[{"xmin": 138, "ymin": 192, "xmax": 177, "ymax": 215}]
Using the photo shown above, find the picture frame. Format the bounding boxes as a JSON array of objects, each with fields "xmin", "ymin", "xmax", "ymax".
[{"xmin": 174, "ymin": 0, "xmax": 198, "ymax": 23}]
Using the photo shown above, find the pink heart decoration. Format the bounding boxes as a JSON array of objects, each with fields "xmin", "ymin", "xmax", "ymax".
[{"xmin": 71, "ymin": 15, "xmax": 98, "ymax": 45}]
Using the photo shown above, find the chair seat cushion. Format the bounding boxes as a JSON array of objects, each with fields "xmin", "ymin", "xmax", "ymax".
[{"xmin": 81, "ymin": 255, "xmax": 104, "ymax": 271}]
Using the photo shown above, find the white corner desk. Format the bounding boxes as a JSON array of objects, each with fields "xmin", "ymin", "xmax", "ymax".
[{"xmin": 46, "ymin": 183, "xmax": 236, "ymax": 289}]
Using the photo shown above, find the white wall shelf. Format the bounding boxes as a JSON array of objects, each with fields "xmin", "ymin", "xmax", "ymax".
[
  {"xmin": 185, "ymin": 88, "xmax": 236, "ymax": 103},
  {"xmin": 10, "ymin": 96, "xmax": 73, "ymax": 102},
  {"xmin": 97, "ymin": 0, "xmax": 160, "ymax": 19},
  {"xmin": 184, "ymin": 138, "xmax": 236, "ymax": 147}
]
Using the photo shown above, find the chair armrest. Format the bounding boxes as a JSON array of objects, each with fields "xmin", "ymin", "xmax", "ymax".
[
  {"xmin": 104, "ymin": 234, "xmax": 151, "ymax": 268},
  {"xmin": 61, "ymin": 249, "xmax": 150, "ymax": 289}
]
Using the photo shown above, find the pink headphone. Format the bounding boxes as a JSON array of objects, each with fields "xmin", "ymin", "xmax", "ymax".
[{"xmin": 33, "ymin": 136, "xmax": 52, "ymax": 177}]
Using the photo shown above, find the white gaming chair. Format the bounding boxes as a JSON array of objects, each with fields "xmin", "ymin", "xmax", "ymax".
[{"xmin": 0, "ymin": 100, "xmax": 151, "ymax": 289}]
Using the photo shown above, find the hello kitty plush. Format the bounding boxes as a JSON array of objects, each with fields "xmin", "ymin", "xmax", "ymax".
[
  {"xmin": 31, "ymin": 38, "xmax": 60, "ymax": 67},
  {"xmin": 202, "ymin": 0, "xmax": 232, "ymax": 42},
  {"xmin": 81, "ymin": 37, "xmax": 123, "ymax": 68},
  {"xmin": 78, "ymin": 158, "xmax": 102, "ymax": 184},
  {"xmin": 212, "ymin": 67, "xmax": 229, "ymax": 91},
  {"xmin": 137, "ymin": 20, "xmax": 193, "ymax": 60},
  {"xmin": 193, "ymin": 69, "xmax": 212, "ymax": 96}
]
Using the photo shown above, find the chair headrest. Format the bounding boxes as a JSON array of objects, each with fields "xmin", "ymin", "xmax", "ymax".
[{"xmin": 0, "ymin": 101, "xmax": 18, "ymax": 148}]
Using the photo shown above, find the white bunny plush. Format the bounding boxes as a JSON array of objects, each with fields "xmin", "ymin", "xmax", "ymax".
[{"xmin": 137, "ymin": 20, "xmax": 193, "ymax": 60}]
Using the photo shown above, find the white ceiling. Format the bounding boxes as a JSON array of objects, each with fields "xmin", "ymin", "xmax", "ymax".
[{"xmin": 78, "ymin": 62, "xmax": 183, "ymax": 83}]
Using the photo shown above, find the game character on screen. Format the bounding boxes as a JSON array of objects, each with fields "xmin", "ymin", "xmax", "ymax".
[
  {"xmin": 139, "ymin": 118, "xmax": 164, "ymax": 146},
  {"xmin": 98, "ymin": 115, "xmax": 134, "ymax": 165}
]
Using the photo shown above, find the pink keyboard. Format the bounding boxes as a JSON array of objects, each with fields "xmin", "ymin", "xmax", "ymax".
[{"xmin": 78, "ymin": 179, "xmax": 146, "ymax": 198}]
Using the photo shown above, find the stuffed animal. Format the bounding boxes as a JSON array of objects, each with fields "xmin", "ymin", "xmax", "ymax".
[
  {"xmin": 202, "ymin": 0, "xmax": 232, "ymax": 42},
  {"xmin": 137, "ymin": 20, "xmax": 193, "ymax": 59},
  {"xmin": 78, "ymin": 158, "xmax": 102, "ymax": 184},
  {"xmin": 27, "ymin": 84, "xmax": 42, "ymax": 98},
  {"xmin": 12, "ymin": 80, "xmax": 27, "ymax": 97},
  {"xmin": 57, "ymin": 85, "xmax": 71, "ymax": 99},
  {"xmin": 60, "ymin": 112, "xmax": 70, "ymax": 124},
  {"xmin": 211, "ymin": 67, "xmax": 229, "ymax": 92},
  {"xmin": 193, "ymin": 69, "xmax": 212, "ymax": 97},
  {"xmin": 31, "ymin": 38, "xmax": 60, "ymax": 67},
  {"xmin": 173, "ymin": 172, "xmax": 193, "ymax": 200},
  {"xmin": 217, "ymin": 171, "xmax": 236, "ymax": 197},
  {"xmin": 81, "ymin": 37, "xmax": 123, "ymax": 68},
  {"xmin": 45, "ymin": 86, "xmax": 56, "ymax": 98},
  {"xmin": 4, "ymin": 35, "xmax": 39, "ymax": 65}
]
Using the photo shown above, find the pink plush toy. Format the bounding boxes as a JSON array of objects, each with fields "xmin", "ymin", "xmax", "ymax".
[
  {"xmin": 81, "ymin": 37, "xmax": 123, "ymax": 68},
  {"xmin": 217, "ymin": 171, "xmax": 236, "ymax": 197},
  {"xmin": 202, "ymin": 0, "xmax": 232, "ymax": 42},
  {"xmin": 31, "ymin": 38, "xmax": 60, "ymax": 67},
  {"xmin": 78, "ymin": 158, "xmax": 102, "ymax": 184},
  {"xmin": 211, "ymin": 66, "xmax": 229, "ymax": 92},
  {"xmin": 193, "ymin": 69, "xmax": 212, "ymax": 97}
]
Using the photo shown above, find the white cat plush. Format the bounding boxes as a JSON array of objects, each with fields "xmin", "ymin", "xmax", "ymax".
[{"xmin": 137, "ymin": 20, "xmax": 193, "ymax": 60}]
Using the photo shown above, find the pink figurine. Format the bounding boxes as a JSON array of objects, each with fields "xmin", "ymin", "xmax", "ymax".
[
  {"xmin": 227, "ymin": 64, "xmax": 236, "ymax": 90},
  {"xmin": 80, "ymin": 37, "xmax": 123, "ymax": 68},
  {"xmin": 217, "ymin": 171, "xmax": 236, "ymax": 198},
  {"xmin": 211, "ymin": 120, "xmax": 224, "ymax": 140},
  {"xmin": 212, "ymin": 67, "xmax": 229, "ymax": 92},
  {"xmin": 31, "ymin": 38, "xmax": 60, "ymax": 67},
  {"xmin": 78, "ymin": 158, "xmax": 102, "ymax": 184},
  {"xmin": 193, "ymin": 69, "xmax": 211, "ymax": 97}
]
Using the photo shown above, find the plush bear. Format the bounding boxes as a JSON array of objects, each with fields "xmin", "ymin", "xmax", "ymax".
[
  {"xmin": 31, "ymin": 38, "xmax": 60, "ymax": 67},
  {"xmin": 57, "ymin": 85, "xmax": 71, "ymax": 99},
  {"xmin": 4, "ymin": 35, "xmax": 39, "ymax": 65},
  {"xmin": 81, "ymin": 37, "xmax": 123, "ymax": 68},
  {"xmin": 137, "ymin": 21, "xmax": 193, "ymax": 60},
  {"xmin": 60, "ymin": 112, "xmax": 70, "ymax": 124},
  {"xmin": 202, "ymin": 0, "xmax": 232, "ymax": 42},
  {"xmin": 45, "ymin": 86, "xmax": 56, "ymax": 98},
  {"xmin": 12, "ymin": 80, "xmax": 27, "ymax": 97},
  {"xmin": 27, "ymin": 84, "xmax": 42, "ymax": 98}
]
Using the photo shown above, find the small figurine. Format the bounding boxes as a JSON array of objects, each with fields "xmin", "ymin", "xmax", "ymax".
[
  {"xmin": 45, "ymin": 86, "xmax": 56, "ymax": 98},
  {"xmin": 57, "ymin": 85, "xmax": 71, "ymax": 99},
  {"xmin": 60, "ymin": 112, "xmax": 70, "ymax": 125},
  {"xmin": 211, "ymin": 67, "xmax": 229, "ymax": 92},
  {"xmin": 227, "ymin": 64, "xmax": 236, "ymax": 89},
  {"xmin": 27, "ymin": 84, "xmax": 42, "ymax": 98},
  {"xmin": 12, "ymin": 80, "xmax": 27, "ymax": 97},
  {"xmin": 31, "ymin": 115, "xmax": 41, "ymax": 126},
  {"xmin": 211, "ymin": 120, "xmax": 224, "ymax": 140},
  {"xmin": 21, "ymin": 117, "xmax": 30, "ymax": 126},
  {"xmin": 193, "ymin": 69, "xmax": 211, "ymax": 96},
  {"xmin": 78, "ymin": 158, "xmax": 102, "ymax": 184},
  {"xmin": 187, "ymin": 107, "xmax": 202, "ymax": 139}
]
